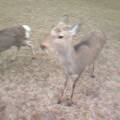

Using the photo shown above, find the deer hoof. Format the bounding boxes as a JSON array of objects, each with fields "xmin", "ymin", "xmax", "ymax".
[
  {"xmin": 32, "ymin": 56, "xmax": 37, "ymax": 60},
  {"xmin": 65, "ymin": 98, "xmax": 73, "ymax": 106},
  {"xmin": 91, "ymin": 74, "xmax": 95, "ymax": 78},
  {"xmin": 57, "ymin": 95, "xmax": 63, "ymax": 104},
  {"xmin": 57, "ymin": 99, "xmax": 62, "ymax": 104}
]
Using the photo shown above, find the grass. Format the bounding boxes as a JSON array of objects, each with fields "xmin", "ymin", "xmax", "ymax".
[{"xmin": 0, "ymin": 0, "xmax": 120, "ymax": 120}]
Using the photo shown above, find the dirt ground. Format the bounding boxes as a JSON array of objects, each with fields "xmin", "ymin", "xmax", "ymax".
[{"xmin": 0, "ymin": 0, "xmax": 120, "ymax": 120}]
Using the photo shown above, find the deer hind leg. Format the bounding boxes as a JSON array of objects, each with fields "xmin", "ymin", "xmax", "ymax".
[{"xmin": 90, "ymin": 63, "xmax": 95, "ymax": 78}]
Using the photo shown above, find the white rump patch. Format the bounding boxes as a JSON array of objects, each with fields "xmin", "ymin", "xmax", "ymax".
[{"xmin": 22, "ymin": 25, "xmax": 31, "ymax": 39}]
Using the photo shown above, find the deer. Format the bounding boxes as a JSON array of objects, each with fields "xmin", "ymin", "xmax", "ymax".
[
  {"xmin": 0, "ymin": 25, "xmax": 35, "ymax": 61},
  {"xmin": 41, "ymin": 16, "xmax": 106, "ymax": 106}
]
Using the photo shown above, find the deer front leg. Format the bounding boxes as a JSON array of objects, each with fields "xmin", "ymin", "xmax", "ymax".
[
  {"xmin": 24, "ymin": 41, "xmax": 36, "ymax": 58},
  {"xmin": 57, "ymin": 74, "xmax": 69, "ymax": 104},
  {"xmin": 66, "ymin": 75, "xmax": 79, "ymax": 105},
  {"xmin": 70, "ymin": 77, "xmax": 79, "ymax": 100},
  {"xmin": 11, "ymin": 46, "xmax": 20, "ymax": 61},
  {"xmin": 64, "ymin": 74, "xmax": 81, "ymax": 106}
]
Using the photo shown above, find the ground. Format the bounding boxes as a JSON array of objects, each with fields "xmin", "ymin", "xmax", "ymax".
[{"xmin": 0, "ymin": 0, "xmax": 120, "ymax": 120}]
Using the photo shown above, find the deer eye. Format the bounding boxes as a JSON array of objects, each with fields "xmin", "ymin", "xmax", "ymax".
[{"xmin": 58, "ymin": 35, "xmax": 64, "ymax": 39}]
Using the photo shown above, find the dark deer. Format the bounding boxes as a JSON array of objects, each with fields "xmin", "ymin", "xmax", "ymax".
[
  {"xmin": 0, "ymin": 25, "xmax": 35, "ymax": 60},
  {"xmin": 41, "ymin": 16, "xmax": 106, "ymax": 105}
]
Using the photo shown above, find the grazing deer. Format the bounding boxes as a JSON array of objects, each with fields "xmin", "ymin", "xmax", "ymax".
[
  {"xmin": 0, "ymin": 25, "xmax": 35, "ymax": 60},
  {"xmin": 41, "ymin": 16, "xmax": 106, "ymax": 105}
]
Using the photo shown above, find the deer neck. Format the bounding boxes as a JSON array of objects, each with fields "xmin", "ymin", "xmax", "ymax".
[{"xmin": 56, "ymin": 44, "xmax": 76, "ymax": 68}]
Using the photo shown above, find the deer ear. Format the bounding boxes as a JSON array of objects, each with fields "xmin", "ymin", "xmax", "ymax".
[
  {"xmin": 69, "ymin": 23, "xmax": 81, "ymax": 36},
  {"xmin": 59, "ymin": 15, "xmax": 69, "ymax": 23}
]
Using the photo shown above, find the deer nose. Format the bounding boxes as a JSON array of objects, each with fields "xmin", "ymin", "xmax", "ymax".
[
  {"xmin": 40, "ymin": 43, "xmax": 48, "ymax": 50},
  {"xmin": 41, "ymin": 45, "xmax": 46, "ymax": 50}
]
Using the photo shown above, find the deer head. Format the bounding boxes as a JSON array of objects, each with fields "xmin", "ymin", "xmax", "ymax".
[{"xmin": 41, "ymin": 15, "xmax": 80, "ymax": 54}]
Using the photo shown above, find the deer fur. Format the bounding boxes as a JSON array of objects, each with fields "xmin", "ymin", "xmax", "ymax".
[{"xmin": 0, "ymin": 25, "xmax": 35, "ymax": 60}]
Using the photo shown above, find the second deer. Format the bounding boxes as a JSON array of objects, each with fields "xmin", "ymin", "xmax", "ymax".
[
  {"xmin": 0, "ymin": 25, "xmax": 35, "ymax": 61},
  {"xmin": 41, "ymin": 16, "xmax": 106, "ymax": 106}
]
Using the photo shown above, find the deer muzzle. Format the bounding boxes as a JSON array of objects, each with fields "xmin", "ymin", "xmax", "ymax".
[{"xmin": 40, "ymin": 42, "xmax": 49, "ymax": 50}]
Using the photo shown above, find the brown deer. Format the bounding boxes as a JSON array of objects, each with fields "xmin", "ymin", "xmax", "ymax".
[
  {"xmin": 0, "ymin": 25, "xmax": 35, "ymax": 60},
  {"xmin": 41, "ymin": 16, "xmax": 106, "ymax": 105}
]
